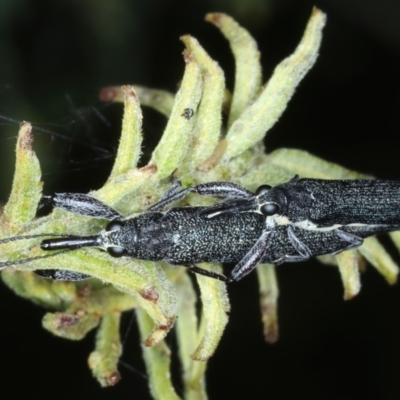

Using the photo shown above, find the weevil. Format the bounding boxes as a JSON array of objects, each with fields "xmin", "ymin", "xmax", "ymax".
[
  {"xmin": 1, "ymin": 180, "xmax": 400, "ymax": 282},
  {"xmin": 148, "ymin": 177, "xmax": 400, "ymax": 272}
]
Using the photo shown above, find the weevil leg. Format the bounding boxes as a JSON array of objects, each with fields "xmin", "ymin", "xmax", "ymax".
[
  {"xmin": 228, "ymin": 229, "xmax": 274, "ymax": 282},
  {"xmin": 40, "ymin": 193, "xmax": 122, "ymax": 220},
  {"xmin": 149, "ymin": 181, "xmax": 253, "ymax": 211},
  {"xmin": 287, "ymin": 226, "xmax": 312, "ymax": 260},
  {"xmin": 187, "ymin": 264, "xmax": 228, "ymax": 282},
  {"xmin": 335, "ymin": 229, "xmax": 363, "ymax": 249},
  {"xmin": 274, "ymin": 254, "xmax": 310, "ymax": 265},
  {"xmin": 157, "ymin": 180, "xmax": 183, "ymax": 202},
  {"xmin": 35, "ymin": 269, "xmax": 91, "ymax": 281},
  {"xmin": 200, "ymin": 197, "xmax": 258, "ymax": 219}
]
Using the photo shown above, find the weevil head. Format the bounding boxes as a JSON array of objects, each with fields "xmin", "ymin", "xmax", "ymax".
[
  {"xmin": 101, "ymin": 219, "xmax": 138, "ymax": 257},
  {"xmin": 255, "ymin": 185, "xmax": 288, "ymax": 216}
]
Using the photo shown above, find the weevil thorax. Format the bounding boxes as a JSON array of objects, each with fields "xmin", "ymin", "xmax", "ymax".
[{"xmin": 256, "ymin": 177, "xmax": 319, "ymax": 228}]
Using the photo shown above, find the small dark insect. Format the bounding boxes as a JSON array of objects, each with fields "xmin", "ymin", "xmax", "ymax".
[
  {"xmin": 2, "ymin": 178, "xmax": 400, "ymax": 282},
  {"xmin": 182, "ymin": 108, "xmax": 194, "ymax": 119}
]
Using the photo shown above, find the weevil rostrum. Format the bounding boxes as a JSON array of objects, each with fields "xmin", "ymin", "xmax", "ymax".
[{"xmin": 1, "ymin": 177, "xmax": 400, "ymax": 282}]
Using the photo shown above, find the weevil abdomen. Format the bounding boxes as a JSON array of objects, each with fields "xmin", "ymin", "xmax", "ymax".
[
  {"xmin": 282, "ymin": 179, "xmax": 400, "ymax": 228},
  {"xmin": 112, "ymin": 207, "xmax": 266, "ymax": 265},
  {"xmin": 160, "ymin": 208, "xmax": 266, "ymax": 264}
]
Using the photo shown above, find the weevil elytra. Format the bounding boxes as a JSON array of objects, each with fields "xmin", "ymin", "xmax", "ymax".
[{"xmin": 1, "ymin": 179, "xmax": 400, "ymax": 282}]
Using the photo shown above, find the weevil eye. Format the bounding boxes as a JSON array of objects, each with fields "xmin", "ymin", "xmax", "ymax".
[
  {"xmin": 256, "ymin": 185, "xmax": 272, "ymax": 195},
  {"xmin": 260, "ymin": 202, "xmax": 280, "ymax": 216},
  {"xmin": 106, "ymin": 220, "xmax": 124, "ymax": 232},
  {"xmin": 107, "ymin": 246, "xmax": 127, "ymax": 257}
]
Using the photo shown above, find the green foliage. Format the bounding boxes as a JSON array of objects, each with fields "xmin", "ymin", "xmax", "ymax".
[{"xmin": 1, "ymin": 8, "xmax": 397, "ymax": 399}]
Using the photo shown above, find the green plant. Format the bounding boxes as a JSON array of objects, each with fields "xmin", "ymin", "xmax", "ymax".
[{"xmin": 1, "ymin": 8, "xmax": 398, "ymax": 399}]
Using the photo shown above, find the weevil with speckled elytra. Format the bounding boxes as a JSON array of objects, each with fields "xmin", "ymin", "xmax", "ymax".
[
  {"xmin": 1, "ymin": 178, "xmax": 400, "ymax": 282},
  {"xmin": 147, "ymin": 177, "xmax": 400, "ymax": 279}
]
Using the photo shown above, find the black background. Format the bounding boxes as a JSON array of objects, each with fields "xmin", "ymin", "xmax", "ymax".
[{"xmin": 1, "ymin": 1, "xmax": 400, "ymax": 399}]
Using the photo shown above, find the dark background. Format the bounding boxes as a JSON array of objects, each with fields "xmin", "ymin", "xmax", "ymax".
[{"xmin": 1, "ymin": 0, "xmax": 400, "ymax": 399}]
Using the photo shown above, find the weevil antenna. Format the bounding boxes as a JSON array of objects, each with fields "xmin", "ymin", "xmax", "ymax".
[
  {"xmin": 0, "ymin": 248, "xmax": 75, "ymax": 269},
  {"xmin": 0, "ymin": 233, "xmax": 95, "ymax": 269},
  {"xmin": 0, "ymin": 233, "xmax": 78, "ymax": 245}
]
